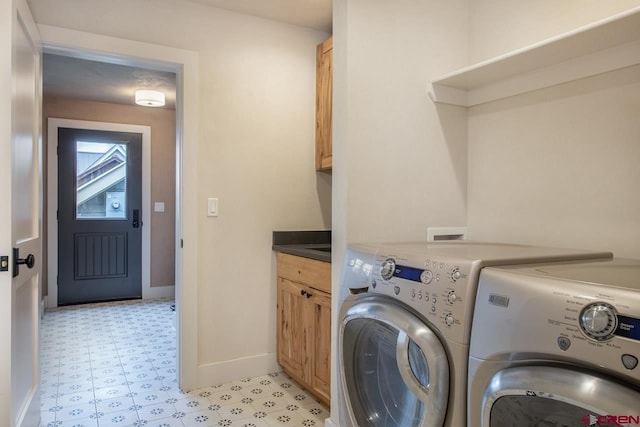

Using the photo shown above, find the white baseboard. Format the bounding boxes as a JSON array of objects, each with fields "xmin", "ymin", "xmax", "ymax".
[
  {"xmin": 44, "ymin": 285, "xmax": 175, "ymax": 308},
  {"xmin": 45, "ymin": 295, "xmax": 57, "ymax": 309},
  {"xmin": 196, "ymin": 352, "xmax": 280, "ymax": 389},
  {"xmin": 143, "ymin": 285, "xmax": 175, "ymax": 300},
  {"xmin": 325, "ymin": 418, "xmax": 339, "ymax": 427}
]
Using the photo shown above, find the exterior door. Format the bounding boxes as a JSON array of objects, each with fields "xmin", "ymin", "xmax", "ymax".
[
  {"xmin": 57, "ymin": 128, "xmax": 142, "ymax": 305},
  {"xmin": 0, "ymin": 0, "xmax": 42, "ymax": 425},
  {"xmin": 339, "ymin": 295, "xmax": 450, "ymax": 427}
]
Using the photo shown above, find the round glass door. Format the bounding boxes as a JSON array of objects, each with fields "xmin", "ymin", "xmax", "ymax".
[
  {"xmin": 340, "ymin": 297, "xmax": 449, "ymax": 427},
  {"xmin": 482, "ymin": 366, "xmax": 640, "ymax": 427}
]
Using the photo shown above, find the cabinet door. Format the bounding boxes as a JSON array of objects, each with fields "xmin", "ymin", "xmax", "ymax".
[
  {"xmin": 306, "ymin": 289, "xmax": 332, "ymax": 406},
  {"xmin": 277, "ymin": 278, "xmax": 306, "ymax": 382},
  {"xmin": 315, "ymin": 35, "xmax": 333, "ymax": 171}
]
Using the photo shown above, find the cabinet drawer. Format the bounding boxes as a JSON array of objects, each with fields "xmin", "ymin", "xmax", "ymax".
[{"xmin": 277, "ymin": 252, "xmax": 331, "ymax": 294}]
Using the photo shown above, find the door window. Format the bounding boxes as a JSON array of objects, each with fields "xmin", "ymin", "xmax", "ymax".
[
  {"xmin": 75, "ymin": 140, "xmax": 128, "ymax": 219},
  {"xmin": 490, "ymin": 396, "xmax": 593, "ymax": 427},
  {"xmin": 343, "ymin": 318, "xmax": 429, "ymax": 427},
  {"xmin": 482, "ymin": 366, "xmax": 640, "ymax": 427}
]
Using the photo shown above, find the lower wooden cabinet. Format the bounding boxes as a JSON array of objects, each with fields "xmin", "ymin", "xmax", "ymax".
[{"xmin": 276, "ymin": 253, "xmax": 331, "ymax": 406}]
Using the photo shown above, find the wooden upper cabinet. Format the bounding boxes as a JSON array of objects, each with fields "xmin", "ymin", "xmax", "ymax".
[{"xmin": 315, "ymin": 35, "xmax": 333, "ymax": 171}]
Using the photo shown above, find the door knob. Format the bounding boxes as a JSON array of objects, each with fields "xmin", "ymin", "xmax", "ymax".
[{"xmin": 13, "ymin": 248, "xmax": 35, "ymax": 277}]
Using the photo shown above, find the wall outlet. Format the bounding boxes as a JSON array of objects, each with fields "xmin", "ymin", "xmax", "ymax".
[{"xmin": 427, "ymin": 227, "xmax": 468, "ymax": 241}]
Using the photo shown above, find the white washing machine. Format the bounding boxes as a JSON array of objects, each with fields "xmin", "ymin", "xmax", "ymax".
[
  {"xmin": 337, "ymin": 241, "xmax": 611, "ymax": 427},
  {"xmin": 468, "ymin": 258, "xmax": 640, "ymax": 427}
]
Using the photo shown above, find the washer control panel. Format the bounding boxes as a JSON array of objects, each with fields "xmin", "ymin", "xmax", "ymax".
[{"xmin": 369, "ymin": 252, "xmax": 476, "ymax": 344}]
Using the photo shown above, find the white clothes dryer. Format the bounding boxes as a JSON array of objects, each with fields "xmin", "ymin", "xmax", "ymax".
[
  {"xmin": 468, "ymin": 258, "xmax": 640, "ymax": 427},
  {"xmin": 337, "ymin": 242, "xmax": 611, "ymax": 427}
]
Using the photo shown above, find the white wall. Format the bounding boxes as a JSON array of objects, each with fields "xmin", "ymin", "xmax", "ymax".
[
  {"xmin": 331, "ymin": 0, "xmax": 470, "ymax": 424},
  {"xmin": 469, "ymin": 0, "xmax": 640, "ymax": 62},
  {"xmin": 29, "ymin": 0, "xmax": 331, "ymax": 385},
  {"xmin": 467, "ymin": 1, "xmax": 640, "ymax": 258}
]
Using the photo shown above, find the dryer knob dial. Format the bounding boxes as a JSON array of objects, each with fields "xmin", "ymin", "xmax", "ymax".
[
  {"xmin": 451, "ymin": 268, "xmax": 462, "ymax": 282},
  {"xmin": 381, "ymin": 259, "xmax": 396, "ymax": 281},
  {"xmin": 420, "ymin": 269, "xmax": 433, "ymax": 284},
  {"xmin": 447, "ymin": 292, "xmax": 457, "ymax": 304},
  {"xmin": 580, "ymin": 302, "xmax": 618, "ymax": 341},
  {"xmin": 445, "ymin": 314, "xmax": 455, "ymax": 326}
]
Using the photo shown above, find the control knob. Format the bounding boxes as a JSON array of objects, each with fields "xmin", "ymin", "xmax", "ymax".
[
  {"xmin": 445, "ymin": 314, "xmax": 454, "ymax": 326},
  {"xmin": 447, "ymin": 291, "xmax": 458, "ymax": 304},
  {"xmin": 451, "ymin": 268, "xmax": 462, "ymax": 282},
  {"xmin": 420, "ymin": 269, "xmax": 433, "ymax": 284},
  {"xmin": 381, "ymin": 259, "xmax": 396, "ymax": 281},
  {"xmin": 580, "ymin": 302, "xmax": 618, "ymax": 341}
]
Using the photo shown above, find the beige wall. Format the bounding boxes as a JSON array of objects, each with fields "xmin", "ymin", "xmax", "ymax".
[
  {"xmin": 467, "ymin": 1, "xmax": 640, "ymax": 258},
  {"xmin": 30, "ymin": 0, "xmax": 331, "ymax": 378},
  {"xmin": 43, "ymin": 95, "xmax": 177, "ymax": 286},
  {"xmin": 331, "ymin": 0, "xmax": 470, "ymax": 423}
]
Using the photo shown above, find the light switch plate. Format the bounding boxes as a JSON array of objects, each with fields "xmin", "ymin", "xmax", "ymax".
[
  {"xmin": 207, "ymin": 198, "xmax": 219, "ymax": 217},
  {"xmin": 154, "ymin": 202, "xmax": 165, "ymax": 213}
]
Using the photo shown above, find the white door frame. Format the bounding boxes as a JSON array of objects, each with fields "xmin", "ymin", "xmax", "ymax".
[
  {"xmin": 39, "ymin": 25, "xmax": 200, "ymax": 391},
  {"xmin": 47, "ymin": 118, "xmax": 169, "ymax": 306}
]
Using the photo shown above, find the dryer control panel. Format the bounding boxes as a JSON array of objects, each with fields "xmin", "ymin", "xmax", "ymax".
[
  {"xmin": 471, "ymin": 262, "xmax": 640, "ymax": 382},
  {"xmin": 368, "ymin": 251, "xmax": 479, "ymax": 345}
]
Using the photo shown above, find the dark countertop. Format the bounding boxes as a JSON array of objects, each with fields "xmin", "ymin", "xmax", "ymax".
[{"xmin": 272, "ymin": 230, "xmax": 331, "ymax": 263}]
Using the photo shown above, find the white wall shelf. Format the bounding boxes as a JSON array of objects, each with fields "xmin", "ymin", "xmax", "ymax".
[{"xmin": 429, "ymin": 7, "xmax": 640, "ymax": 107}]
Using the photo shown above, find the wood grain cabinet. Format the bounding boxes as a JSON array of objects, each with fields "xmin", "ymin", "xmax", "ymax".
[
  {"xmin": 276, "ymin": 252, "xmax": 331, "ymax": 406},
  {"xmin": 315, "ymin": 35, "xmax": 333, "ymax": 171}
]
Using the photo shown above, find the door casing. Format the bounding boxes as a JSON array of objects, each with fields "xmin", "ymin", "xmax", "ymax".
[
  {"xmin": 47, "ymin": 119, "xmax": 159, "ymax": 307},
  {"xmin": 39, "ymin": 24, "xmax": 200, "ymax": 391}
]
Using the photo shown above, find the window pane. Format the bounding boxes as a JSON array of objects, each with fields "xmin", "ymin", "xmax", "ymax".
[{"xmin": 76, "ymin": 141, "xmax": 127, "ymax": 219}]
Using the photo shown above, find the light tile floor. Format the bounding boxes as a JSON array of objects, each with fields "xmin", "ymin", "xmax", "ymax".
[{"xmin": 40, "ymin": 298, "xmax": 329, "ymax": 427}]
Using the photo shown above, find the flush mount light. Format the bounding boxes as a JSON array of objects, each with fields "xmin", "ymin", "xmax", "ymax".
[{"xmin": 135, "ymin": 89, "xmax": 165, "ymax": 107}]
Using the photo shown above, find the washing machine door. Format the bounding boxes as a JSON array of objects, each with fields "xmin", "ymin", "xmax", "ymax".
[
  {"xmin": 340, "ymin": 295, "xmax": 449, "ymax": 427},
  {"xmin": 482, "ymin": 366, "xmax": 640, "ymax": 426}
]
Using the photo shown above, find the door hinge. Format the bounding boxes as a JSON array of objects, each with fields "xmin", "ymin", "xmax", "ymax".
[{"xmin": 180, "ymin": 239, "xmax": 183, "ymax": 248}]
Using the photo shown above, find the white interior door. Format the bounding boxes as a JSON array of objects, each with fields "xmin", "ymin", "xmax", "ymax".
[{"xmin": 0, "ymin": 0, "xmax": 42, "ymax": 425}]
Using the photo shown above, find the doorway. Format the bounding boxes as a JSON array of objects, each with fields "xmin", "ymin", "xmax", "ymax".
[
  {"xmin": 40, "ymin": 26, "xmax": 200, "ymax": 390},
  {"xmin": 57, "ymin": 128, "xmax": 143, "ymax": 305}
]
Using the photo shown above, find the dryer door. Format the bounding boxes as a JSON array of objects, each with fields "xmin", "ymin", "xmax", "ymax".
[
  {"xmin": 482, "ymin": 366, "xmax": 640, "ymax": 426},
  {"xmin": 340, "ymin": 295, "xmax": 449, "ymax": 427}
]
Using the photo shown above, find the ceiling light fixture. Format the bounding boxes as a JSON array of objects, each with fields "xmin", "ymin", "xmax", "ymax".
[{"xmin": 135, "ymin": 89, "xmax": 165, "ymax": 107}]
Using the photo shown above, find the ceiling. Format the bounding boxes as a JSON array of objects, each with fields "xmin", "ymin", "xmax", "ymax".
[
  {"xmin": 190, "ymin": 0, "xmax": 332, "ymax": 33},
  {"xmin": 42, "ymin": 0, "xmax": 332, "ymax": 109},
  {"xmin": 43, "ymin": 54, "xmax": 178, "ymax": 109}
]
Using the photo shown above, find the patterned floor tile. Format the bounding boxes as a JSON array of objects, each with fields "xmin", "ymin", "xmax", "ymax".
[
  {"xmin": 180, "ymin": 410, "xmax": 220, "ymax": 427},
  {"xmin": 95, "ymin": 410, "xmax": 139, "ymax": 426},
  {"xmin": 55, "ymin": 402, "xmax": 97, "ymax": 422},
  {"xmin": 140, "ymin": 417, "xmax": 185, "ymax": 427},
  {"xmin": 40, "ymin": 299, "xmax": 327, "ymax": 427}
]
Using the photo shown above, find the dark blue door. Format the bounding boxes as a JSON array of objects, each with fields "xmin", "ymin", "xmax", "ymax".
[{"xmin": 58, "ymin": 128, "xmax": 142, "ymax": 305}]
